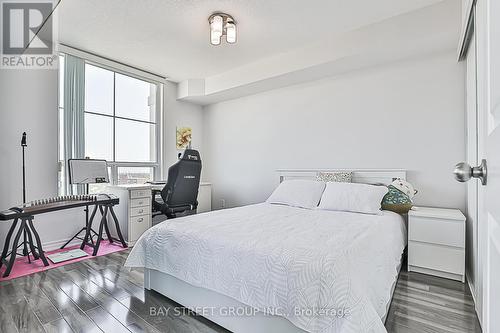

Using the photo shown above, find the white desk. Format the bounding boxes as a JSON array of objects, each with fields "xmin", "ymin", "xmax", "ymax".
[{"xmin": 107, "ymin": 182, "xmax": 211, "ymax": 245}]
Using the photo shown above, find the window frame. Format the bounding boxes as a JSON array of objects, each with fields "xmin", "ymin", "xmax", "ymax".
[{"xmin": 58, "ymin": 52, "xmax": 164, "ymax": 189}]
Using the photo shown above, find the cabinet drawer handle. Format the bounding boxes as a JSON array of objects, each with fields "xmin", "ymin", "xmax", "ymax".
[
  {"xmin": 138, "ymin": 218, "xmax": 144, "ymax": 222},
  {"xmin": 138, "ymin": 201, "xmax": 143, "ymax": 205},
  {"xmin": 138, "ymin": 209, "xmax": 144, "ymax": 213}
]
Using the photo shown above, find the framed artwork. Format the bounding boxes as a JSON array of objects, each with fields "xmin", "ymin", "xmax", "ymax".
[{"xmin": 176, "ymin": 126, "xmax": 192, "ymax": 149}]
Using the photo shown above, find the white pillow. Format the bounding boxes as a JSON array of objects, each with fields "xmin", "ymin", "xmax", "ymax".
[
  {"xmin": 266, "ymin": 180, "xmax": 326, "ymax": 209},
  {"xmin": 318, "ymin": 182, "xmax": 388, "ymax": 215}
]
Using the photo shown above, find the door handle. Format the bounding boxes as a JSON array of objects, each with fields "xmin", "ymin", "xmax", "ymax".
[{"xmin": 454, "ymin": 159, "xmax": 487, "ymax": 185}]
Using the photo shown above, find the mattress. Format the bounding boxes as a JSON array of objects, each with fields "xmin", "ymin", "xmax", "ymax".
[{"xmin": 125, "ymin": 203, "xmax": 407, "ymax": 333}]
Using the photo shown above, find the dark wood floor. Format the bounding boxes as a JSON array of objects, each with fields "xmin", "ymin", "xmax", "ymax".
[
  {"xmin": 0, "ymin": 249, "xmax": 482, "ymax": 333},
  {"xmin": 386, "ymin": 270, "xmax": 482, "ymax": 333}
]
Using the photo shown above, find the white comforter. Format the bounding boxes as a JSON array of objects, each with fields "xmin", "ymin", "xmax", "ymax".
[{"xmin": 125, "ymin": 203, "xmax": 406, "ymax": 333}]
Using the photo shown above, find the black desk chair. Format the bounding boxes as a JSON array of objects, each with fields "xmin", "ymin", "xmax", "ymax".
[{"xmin": 152, "ymin": 149, "xmax": 202, "ymax": 219}]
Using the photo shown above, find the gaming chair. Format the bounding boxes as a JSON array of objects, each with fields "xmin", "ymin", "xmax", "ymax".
[{"xmin": 152, "ymin": 149, "xmax": 202, "ymax": 219}]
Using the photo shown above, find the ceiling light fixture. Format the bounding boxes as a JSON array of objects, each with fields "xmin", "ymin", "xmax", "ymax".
[{"xmin": 209, "ymin": 13, "xmax": 237, "ymax": 45}]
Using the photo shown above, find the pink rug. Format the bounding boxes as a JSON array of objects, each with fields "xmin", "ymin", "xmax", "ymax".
[{"xmin": 0, "ymin": 241, "xmax": 128, "ymax": 281}]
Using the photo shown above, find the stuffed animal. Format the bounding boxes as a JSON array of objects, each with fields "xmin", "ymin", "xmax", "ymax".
[
  {"xmin": 391, "ymin": 179, "xmax": 418, "ymax": 199},
  {"xmin": 381, "ymin": 179, "xmax": 418, "ymax": 214}
]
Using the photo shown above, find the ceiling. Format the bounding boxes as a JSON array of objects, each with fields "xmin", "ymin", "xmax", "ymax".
[{"xmin": 58, "ymin": 0, "xmax": 446, "ymax": 82}]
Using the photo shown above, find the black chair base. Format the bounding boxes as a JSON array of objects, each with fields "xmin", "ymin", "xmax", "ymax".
[{"xmin": 152, "ymin": 190, "xmax": 198, "ymax": 219}]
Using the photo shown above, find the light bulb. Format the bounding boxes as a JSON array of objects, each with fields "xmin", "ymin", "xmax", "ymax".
[
  {"xmin": 226, "ymin": 22, "xmax": 236, "ymax": 43},
  {"xmin": 210, "ymin": 15, "xmax": 223, "ymax": 36},
  {"xmin": 211, "ymin": 30, "xmax": 221, "ymax": 45}
]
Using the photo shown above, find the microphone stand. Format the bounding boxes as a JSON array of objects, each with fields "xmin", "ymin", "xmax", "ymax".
[
  {"xmin": 10, "ymin": 132, "xmax": 42, "ymax": 265},
  {"xmin": 22, "ymin": 141, "xmax": 26, "ymax": 205},
  {"xmin": 21, "ymin": 133, "xmax": 29, "ymax": 258}
]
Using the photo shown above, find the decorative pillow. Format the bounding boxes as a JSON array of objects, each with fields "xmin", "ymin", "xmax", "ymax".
[
  {"xmin": 266, "ymin": 180, "xmax": 326, "ymax": 209},
  {"xmin": 316, "ymin": 172, "xmax": 352, "ymax": 183},
  {"xmin": 317, "ymin": 182, "xmax": 388, "ymax": 215},
  {"xmin": 381, "ymin": 185, "xmax": 413, "ymax": 214}
]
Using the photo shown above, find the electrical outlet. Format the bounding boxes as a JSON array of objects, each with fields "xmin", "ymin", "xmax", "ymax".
[{"xmin": 220, "ymin": 199, "xmax": 226, "ymax": 209}]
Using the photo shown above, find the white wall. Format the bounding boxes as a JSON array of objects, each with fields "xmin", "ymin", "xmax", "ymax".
[
  {"xmin": 0, "ymin": 68, "xmax": 86, "ymax": 251},
  {"xmin": 163, "ymin": 81, "xmax": 205, "ymax": 175},
  {"xmin": 203, "ymin": 52, "xmax": 466, "ymax": 211},
  {"xmin": 0, "ymin": 73, "xmax": 204, "ymax": 251}
]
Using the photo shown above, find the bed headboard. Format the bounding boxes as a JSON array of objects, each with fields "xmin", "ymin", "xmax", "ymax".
[{"xmin": 277, "ymin": 169, "xmax": 406, "ymax": 185}]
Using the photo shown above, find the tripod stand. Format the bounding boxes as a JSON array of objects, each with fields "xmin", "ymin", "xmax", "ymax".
[
  {"xmin": 19, "ymin": 133, "xmax": 38, "ymax": 261},
  {"xmin": 60, "ymin": 184, "xmax": 112, "ymax": 249}
]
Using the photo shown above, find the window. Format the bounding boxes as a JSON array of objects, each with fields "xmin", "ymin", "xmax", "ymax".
[
  {"xmin": 117, "ymin": 166, "xmax": 154, "ymax": 184},
  {"xmin": 58, "ymin": 55, "xmax": 65, "ymax": 192},
  {"xmin": 58, "ymin": 54, "xmax": 162, "ymax": 193}
]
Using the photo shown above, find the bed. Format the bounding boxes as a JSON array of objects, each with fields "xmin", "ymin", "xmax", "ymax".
[{"xmin": 125, "ymin": 169, "xmax": 407, "ymax": 333}]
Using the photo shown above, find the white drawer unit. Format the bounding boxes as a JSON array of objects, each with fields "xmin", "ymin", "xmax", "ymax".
[
  {"xmin": 130, "ymin": 214, "xmax": 151, "ymax": 242},
  {"xmin": 130, "ymin": 197, "xmax": 150, "ymax": 208},
  {"xmin": 131, "ymin": 206, "xmax": 149, "ymax": 217},
  {"xmin": 107, "ymin": 185, "xmax": 152, "ymax": 246},
  {"xmin": 408, "ymin": 207, "xmax": 466, "ymax": 282},
  {"xmin": 131, "ymin": 189, "xmax": 150, "ymax": 199}
]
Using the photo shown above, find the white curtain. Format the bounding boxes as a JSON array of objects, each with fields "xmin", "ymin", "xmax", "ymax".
[{"xmin": 63, "ymin": 55, "xmax": 85, "ymax": 195}]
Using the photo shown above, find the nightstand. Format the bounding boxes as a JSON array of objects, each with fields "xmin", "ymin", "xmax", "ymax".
[{"xmin": 408, "ymin": 207, "xmax": 466, "ymax": 282}]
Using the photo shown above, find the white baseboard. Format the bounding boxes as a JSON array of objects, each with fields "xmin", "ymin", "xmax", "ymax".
[
  {"xmin": 41, "ymin": 238, "xmax": 83, "ymax": 252},
  {"xmin": 467, "ymin": 276, "xmax": 477, "ymax": 307},
  {"xmin": 408, "ymin": 265, "xmax": 465, "ymax": 282},
  {"xmin": 0, "ymin": 236, "xmax": 111, "ymax": 254},
  {"xmin": 466, "ymin": 273, "xmax": 483, "ymax": 329},
  {"xmin": 41, "ymin": 236, "xmax": 109, "ymax": 252}
]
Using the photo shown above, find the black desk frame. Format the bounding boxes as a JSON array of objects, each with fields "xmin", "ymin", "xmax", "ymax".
[
  {"xmin": 81, "ymin": 203, "xmax": 127, "ymax": 256},
  {"xmin": 0, "ymin": 199, "xmax": 127, "ymax": 278},
  {"xmin": 0, "ymin": 214, "xmax": 48, "ymax": 277},
  {"xmin": 60, "ymin": 204, "xmax": 103, "ymax": 250}
]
